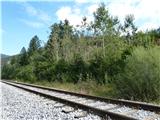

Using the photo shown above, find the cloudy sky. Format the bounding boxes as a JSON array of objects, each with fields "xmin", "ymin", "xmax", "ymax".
[{"xmin": 1, "ymin": 0, "xmax": 160, "ymax": 55}]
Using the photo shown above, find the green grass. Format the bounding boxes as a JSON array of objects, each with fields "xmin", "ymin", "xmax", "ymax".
[
  {"xmin": 13, "ymin": 79, "xmax": 160, "ymax": 105},
  {"xmin": 14, "ymin": 79, "xmax": 114, "ymax": 98}
]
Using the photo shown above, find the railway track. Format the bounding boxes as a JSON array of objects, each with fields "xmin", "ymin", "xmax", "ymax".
[{"xmin": 1, "ymin": 80, "xmax": 160, "ymax": 120}]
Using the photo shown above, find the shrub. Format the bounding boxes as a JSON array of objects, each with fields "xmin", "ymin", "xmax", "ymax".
[
  {"xmin": 104, "ymin": 37, "xmax": 129, "ymax": 78},
  {"xmin": 2, "ymin": 64, "xmax": 16, "ymax": 79},
  {"xmin": 33, "ymin": 54, "xmax": 54, "ymax": 81},
  {"xmin": 114, "ymin": 46, "xmax": 160, "ymax": 102},
  {"xmin": 89, "ymin": 56, "xmax": 106, "ymax": 84},
  {"xmin": 89, "ymin": 37, "xmax": 128, "ymax": 84},
  {"xmin": 68, "ymin": 55, "xmax": 88, "ymax": 83},
  {"xmin": 16, "ymin": 65, "xmax": 36, "ymax": 82},
  {"xmin": 34, "ymin": 61, "xmax": 52, "ymax": 81},
  {"xmin": 53, "ymin": 59, "xmax": 69, "ymax": 82}
]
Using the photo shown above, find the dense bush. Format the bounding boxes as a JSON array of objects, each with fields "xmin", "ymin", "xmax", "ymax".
[
  {"xmin": 104, "ymin": 37, "xmax": 128, "ymax": 78},
  {"xmin": 89, "ymin": 56, "xmax": 106, "ymax": 84},
  {"xmin": 114, "ymin": 47, "xmax": 160, "ymax": 102},
  {"xmin": 34, "ymin": 61, "xmax": 52, "ymax": 81},
  {"xmin": 88, "ymin": 37, "xmax": 128, "ymax": 84},
  {"xmin": 16, "ymin": 65, "xmax": 36, "ymax": 82},
  {"xmin": 53, "ymin": 59, "xmax": 69, "ymax": 82},
  {"xmin": 2, "ymin": 64, "xmax": 16, "ymax": 79},
  {"xmin": 68, "ymin": 55, "xmax": 89, "ymax": 83},
  {"xmin": 32, "ymin": 53, "xmax": 52, "ymax": 81}
]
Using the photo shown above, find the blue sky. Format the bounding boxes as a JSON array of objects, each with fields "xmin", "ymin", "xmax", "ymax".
[
  {"xmin": 1, "ymin": 0, "xmax": 160, "ymax": 55},
  {"xmin": 1, "ymin": 1, "xmax": 74, "ymax": 55}
]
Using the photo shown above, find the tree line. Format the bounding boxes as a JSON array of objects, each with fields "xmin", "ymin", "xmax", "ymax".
[{"xmin": 2, "ymin": 3, "xmax": 160, "ymax": 102}]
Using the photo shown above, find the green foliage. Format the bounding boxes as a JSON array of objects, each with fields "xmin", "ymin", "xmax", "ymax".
[
  {"xmin": 92, "ymin": 3, "xmax": 119, "ymax": 36},
  {"xmin": 10, "ymin": 56, "xmax": 17, "ymax": 65},
  {"xmin": 53, "ymin": 59, "xmax": 69, "ymax": 82},
  {"xmin": 2, "ymin": 64, "xmax": 16, "ymax": 79},
  {"xmin": 134, "ymin": 31, "xmax": 153, "ymax": 47},
  {"xmin": 88, "ymin": 36, "xmax": 128, "ymax": 84},
  {"xmin": 121, "ymin": 14, "xmax": 137, "ymax": 44},
  {"xmin": 46, "ymin": 20, "xmax": 74, "ymax": 61},
  {"xmin": 19, "ymin": 47, "xmax": 29, "ymax": 66},
  {"xmin": 16, "ymin": 65, "xmax": 36, "ymax": 82},
  {"xmin": 147, "ymin": 27, "xmax": 160, "ymax": 45},
  {"xmin": 28, "ymin": 35, "xmax": 41, "ymax": 56},
  {"xmin": 68, "ymin": 55, "xmax": 88, "ymax": 83},
  {"xmin": 114, "ymin": 47, "xmax": 160, "ymax": 102},
  {"xmin": 33, "ymin": 54, "xmax": 53, "ymax": 81},
  {"xmin": 89, "ymin": 55, "xmax": 106, "ymax": 84},
  {"xmin": 104, "ymin": 36, "xmax": 129, "ymax": 77}
]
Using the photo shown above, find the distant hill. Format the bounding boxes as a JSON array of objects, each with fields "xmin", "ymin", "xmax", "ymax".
[
  {"xmin": 1, "ymin": 54, "xmax": 10, "ymax": 58},
  {"xmin": 1, "ymin": 54, "xmax": 11, "ymax": 67}
]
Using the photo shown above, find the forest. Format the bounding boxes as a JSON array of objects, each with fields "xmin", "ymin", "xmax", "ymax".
[{"xmin": 2, "ymin": 3, "xmax": 160, "ymax": 103}]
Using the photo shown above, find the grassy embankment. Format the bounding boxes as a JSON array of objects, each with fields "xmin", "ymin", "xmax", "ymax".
[
  {"xmin": 13, "ymin": 79, "xmax": 114, "ymax": 98},
  {"xmin": 11, "ymin": 79, "xmax": 160, "ymax": 105}
]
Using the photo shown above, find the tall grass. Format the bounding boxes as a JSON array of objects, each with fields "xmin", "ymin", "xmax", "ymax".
[{"xmin": 114, "ymin": 46, "xmax": 160, "ymax": 102}]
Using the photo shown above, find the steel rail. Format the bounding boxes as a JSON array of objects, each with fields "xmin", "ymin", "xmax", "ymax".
[
  {"xmin": 2, "ymin": 80, "xmax": 138, "ymax": 120},
  {"xmin": 2, "ymin": 80, "xmax": 160, "ymax": 113}
]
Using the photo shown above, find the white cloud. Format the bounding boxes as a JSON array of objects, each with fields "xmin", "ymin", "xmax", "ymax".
[
  {"xmin": 56, "ymin": 3, "xmax": 101, "ymax": 26},
  {"xmin": 87, "ymin": 4, "xmax": 99, "ymax": 15},
  {"xmin": 20, "ymin": 19, "xmax": 44, "ymax": 28},
  {"xmin": 73, "ymin": 8, "xmax": 81, "ymax": 15},
  {"xmin": 22, "ymin": 2, "xmax": 52, "ymax": 26},
  {"xmin": 56, "ymin": 6, "xmax": 71, "ymax": 20},
  {"xmin": 107, "ymin": 0, "xmax": 160, "ymax": 30},
  {"xmin": 6, "ymin": 0, "xmax": 74, "ymax": 2},
  {"xmin": 25, "ymin": 3, "xmax": 37, "ymax": 16},
  {"xmin": 38, "ymin": 11, "xmax": 52, "ymax": 23},
  {"xmin": 72, "ymin": 0, "xmax": 160, "ymax": 30},
  {"xmin": 21, "ymin": 0, "xmax": 160, "ymax": 30},
  {"xmin": 74, "ymin": 0, "xmax": 102, "ymax": 4},
  {"xmin": 139, "ymin": 22, "xmax": 159, "ymax": 31},
  {"xmin": 75, "ymin": 0, "xmax": 88, "ymax": 4},
  {"xmin": 56, "ymin": 6, "xmax": 84, "ymax": 26},
  {"xmin": 108, "ymin": 0, "xmax": 137, "ymax": 21}
]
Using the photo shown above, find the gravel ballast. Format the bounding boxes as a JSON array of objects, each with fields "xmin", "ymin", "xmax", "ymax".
[
  {"xmin": 0, "ymin": 82, "xmax": 101, "ymax": 120},
  {"xmin": 8, "ymin": 82, "xmax": 160, "ymax": 120},
  {"xmin": 2, "ymin": 82, "xmax": 160, "ymax": 120}
]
